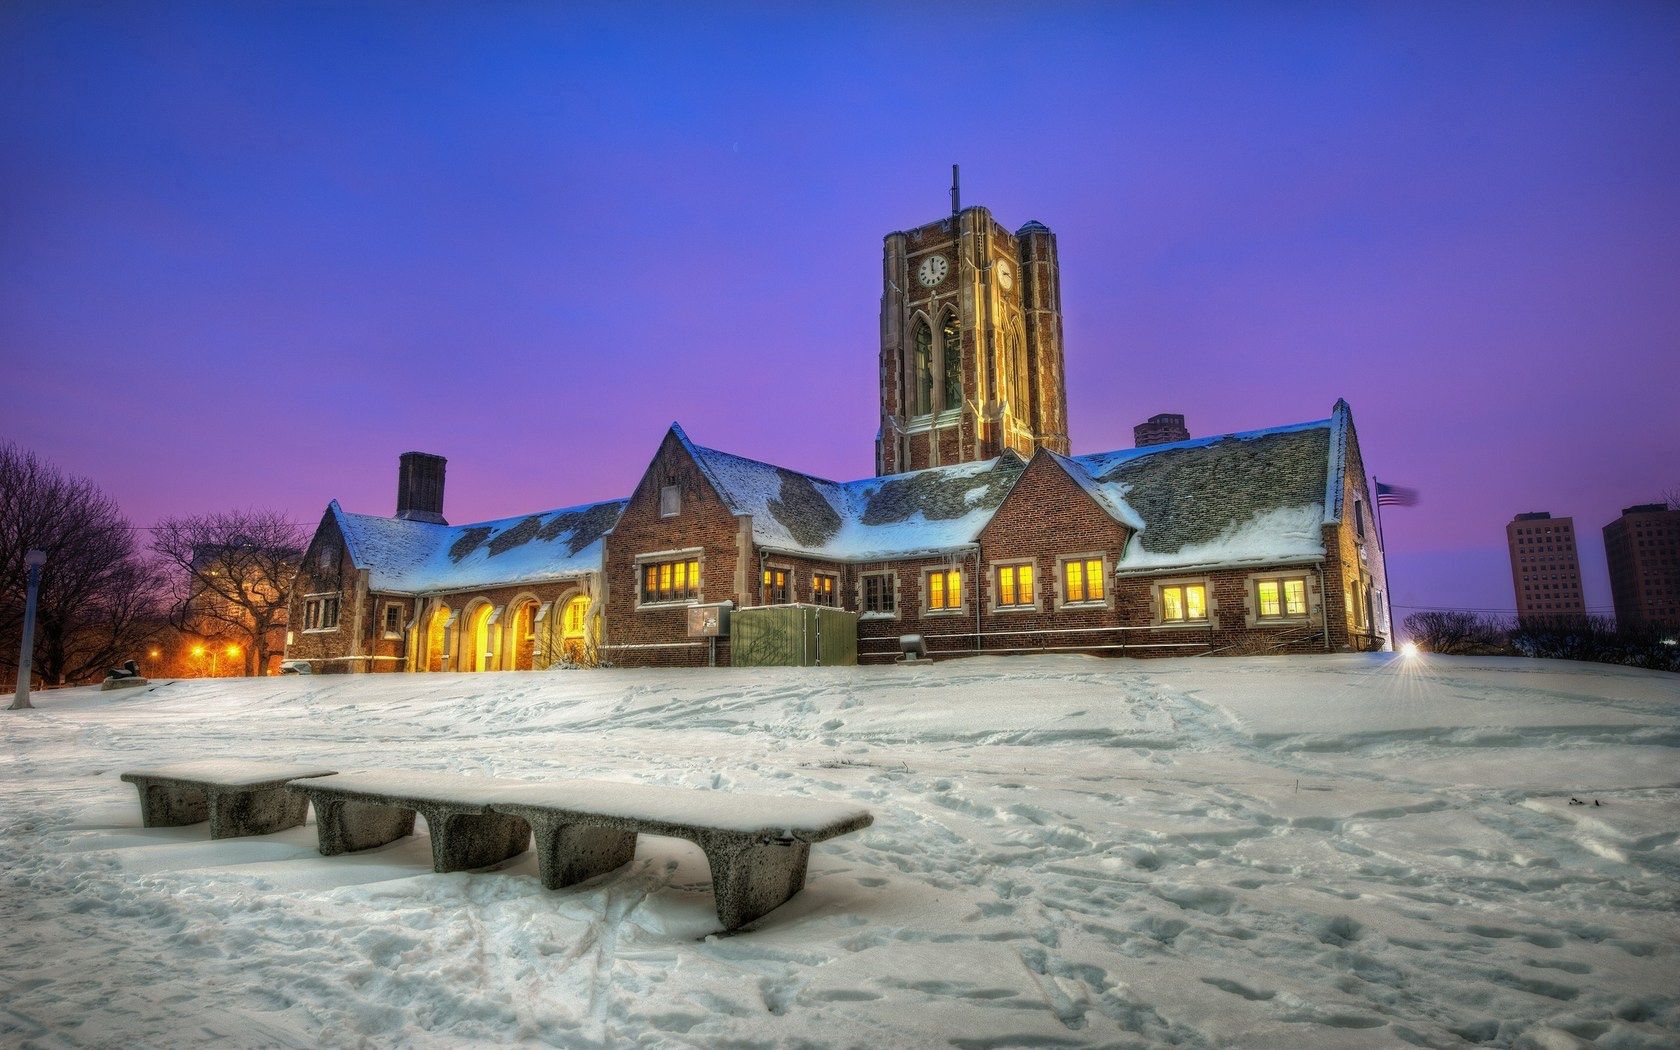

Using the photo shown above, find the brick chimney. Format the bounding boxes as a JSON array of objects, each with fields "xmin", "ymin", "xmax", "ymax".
[
  {"xmin": 1134, "ymin": 413, "xmax": 1189, "ymax": 448},
  {"xmin": 396, "ymin": 452, "xmax": 447, "ymax": 524}
]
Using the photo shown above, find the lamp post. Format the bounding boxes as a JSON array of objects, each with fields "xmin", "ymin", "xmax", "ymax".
[{"xmin": 8, "ymin": 550, "xmax": 47, "ymax": 711}]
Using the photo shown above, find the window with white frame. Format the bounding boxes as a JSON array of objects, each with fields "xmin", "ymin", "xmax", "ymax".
[
  {"xmin": 994, "ymin": 562, "xmax": 1035, "ymax": 609},
  {"xmin": 381, "ymin": 603, "xmax": 402, "ymax": 637},
  {"xmin": 811, "ymin": 572, "xmax": 838, "ymax": 606},
  {"xmin": 1160, "ymin": 582, "xmax": 1207, "ymax": 623},
  {"xmin": 861, "ymin": 571, "xmax": 896, "ymax": 615},
  {"xmin": 1256, "ymin": 577, "xmax": 1308, "ymax": 619},
  {"xmin": 303, "ymin": 594, "xmax": 340, "ymax": 631},
  {"xmin": 925, "ymin": 567, "xmax": 962, "ymax": 612}
]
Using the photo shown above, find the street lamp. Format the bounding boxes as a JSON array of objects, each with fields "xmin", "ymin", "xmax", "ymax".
[{"xmin": 8, "ymin": 550, "xmax": 47, "ymax": 711}]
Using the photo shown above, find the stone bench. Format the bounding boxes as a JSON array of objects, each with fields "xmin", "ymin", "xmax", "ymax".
[
  {"xmin": 286, "ymin": 770, "xmax": 874, "ymax": 930},
  {"xmin": 121, "ymin": 760, "xmax": 337, "ymax": 838}
]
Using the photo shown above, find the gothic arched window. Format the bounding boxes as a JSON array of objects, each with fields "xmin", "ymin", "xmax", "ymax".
[
  {"xmin": 1012, "ymin": 321, "xmax": 1031, "ymax": 418},
  {"xmin": 941, "ymin": 312, "xmax": 962, "ymax": 412},
  {"xmin": 913, "ymin": 320, "xmax": 934, "ymax": 416}
]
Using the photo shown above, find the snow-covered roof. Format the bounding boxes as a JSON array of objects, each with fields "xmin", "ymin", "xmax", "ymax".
[
  {"xmin": 1071, "ymin": 418, "xmax": 1336, "ymax": 572},
  {"xmin": 331, "ymin": 497, "xmax": 627, "ymax": 594},
  {"xmin": 674, "ymin": 425, "xmax": 1025, "ymax": 561},
  {"xmin": 674, "ymin": 406, "xmax": 1342, "ymax": 571}
]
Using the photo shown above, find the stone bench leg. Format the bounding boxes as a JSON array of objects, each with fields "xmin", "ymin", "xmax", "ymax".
[
  {"xmin": 699, "ymin": 833, "xmax": 812, "ymax": 931},
  {"xmin": 526, "ymin": 817, "xmax": 638, "ymax": 890},
  {"xmin": 312, "ymin": 797, "xmax": 417, "ymax": 856},
  {"xmin": 421, "ymin": 807, "xmax": 532, "ymax": 873},
  {"xmin": 207, "ymin": 787, "xmax": 311, "ymax": 839},
  {"xmin": 134, "ymin": 781, "xmax": 209, "ymax": 828}
]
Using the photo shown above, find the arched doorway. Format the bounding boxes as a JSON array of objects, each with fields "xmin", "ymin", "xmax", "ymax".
[
  {"xmin": 561, "ymin": 596, "xmax": 591, "ymax": 664},
  {"xmin": 507, "ymin": 597, "xmax": 541, "ymax": 671},
  {"xmin": 425, "ymin": 603, "xmax": 452, "ymax": 672},
  {"xmin": 464, "ymin": 601, "xmax": 497, "ymax": 672}
]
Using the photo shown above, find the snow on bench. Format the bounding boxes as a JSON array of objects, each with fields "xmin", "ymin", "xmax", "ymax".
[
  {"xmin": 120, "ymin": 760, "xmax": 337, "ymax": 839},
  {"xmin": 286, "ymin": 770, "xmax": 874, "ymax": 930}
]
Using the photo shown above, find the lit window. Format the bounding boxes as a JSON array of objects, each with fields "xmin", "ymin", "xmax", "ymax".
[
  {"xmin": 1064, "ymin": 558, "xmax": 1104, "ymax": 604},
  {"xmin": 862, "ymin": 572, "xmax": 896, "ymax": 614},
  {"xmin": 996, "ymin": 564, "xmax": 1034, "ymax": 608},
  {"xmin": 812, "ymin": 572, "xmax": 837, "ymax": 606},
  {"xmin": 660, "ymin": 485, "xmax": 681, "ymax": 517},
  {"xmin": 1161, "ymin": 583, "xmax": 1207, "ymax": 622},
  {"xmin": 640, "ymin": 557, "xmax": 700, "ymax": 603},
  {"xmin": 927, "ymin": 568, "xmax": 962, "ymax": 611},
  {"xmin": 1257, "ymin": 578, "xmax": 1308, "ymax": 619},
  {"xmin": 763, "ymin": 568, "xmax": 790, "ymax": 604}
]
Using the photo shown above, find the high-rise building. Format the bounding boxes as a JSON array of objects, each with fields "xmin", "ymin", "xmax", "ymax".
[
  {"xmin": 1506, "ymin": 512, "xmax": 1586, "ymax": 622},
  {"xmin": 1133, "ymin": 413, "xmax": 1190, "ymax": 448},
  {"xmin": 1603, "ymin": 504, "xmax": 1680, "ymax": 632}
]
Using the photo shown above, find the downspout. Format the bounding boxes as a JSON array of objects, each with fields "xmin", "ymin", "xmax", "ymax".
[
  {"xmin": 970, "ymin": 544, "xmax": 982, "ymax": 655},
  {"xmin": 1316, "ymin": 563, "xmax": 1331, "ymax": 652}
]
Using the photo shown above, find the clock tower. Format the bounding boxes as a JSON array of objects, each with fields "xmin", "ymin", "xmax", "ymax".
[{"xmin": 875, "ymin": 201, "xmax": 1070, "ymax": 476}]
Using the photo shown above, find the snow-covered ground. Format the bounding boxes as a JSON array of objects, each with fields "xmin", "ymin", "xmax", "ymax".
[{"xmin": 2, "ymin": 655, "xmax": 1677, "ymax": 1049}]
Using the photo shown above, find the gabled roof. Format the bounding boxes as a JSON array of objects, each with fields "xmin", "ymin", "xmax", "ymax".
[
  {"xmin": 330, "ymin": 497, "xmax": 627, "ymax": 595},
  {"xmin": 666, "ymin": 408, "xmax": 1346, "ymax": 571},
  {"xmin": 671, "ymin": 424, "xmax": 1026, "ymax": 561},
  {"xmin": 1070, "ymin": 418, "xmax": 1336, "ymax": 573}
]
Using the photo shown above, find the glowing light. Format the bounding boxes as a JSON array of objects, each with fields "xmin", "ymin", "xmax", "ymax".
[
  {"xmin": 1400, "ymin": 641, "xmax": 1420, "ymax": 659},
  {"xmin": 226, "ymin": 645, "xmax": 240, "ymax": 657},
  {"xmin": 148, "ymin": 649, "xmax": 161, "ymax": 659},
  {"xmin": 191, "ymin": 645, "xmax": 205, "ymax": 657}
]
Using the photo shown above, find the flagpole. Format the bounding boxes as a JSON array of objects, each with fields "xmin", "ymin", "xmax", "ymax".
[{"xmin": 1372, "ymin": 477, "xmax": 1397, "ymax": 652}]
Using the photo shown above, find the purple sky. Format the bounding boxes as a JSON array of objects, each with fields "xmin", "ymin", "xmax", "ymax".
[{"xmin": 3, "ymin": 3, "xmax": 1677, "ymax": 619}]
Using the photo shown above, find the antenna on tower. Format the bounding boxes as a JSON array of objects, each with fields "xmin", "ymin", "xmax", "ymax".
[{"xmin": 951, "ymin": 164, "xmax": 960, "ymax": 216}]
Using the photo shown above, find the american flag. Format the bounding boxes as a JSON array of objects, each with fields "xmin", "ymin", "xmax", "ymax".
[{"xmin": 1375, "ymin": 481, "xmax": 1419, "ymax": 507}]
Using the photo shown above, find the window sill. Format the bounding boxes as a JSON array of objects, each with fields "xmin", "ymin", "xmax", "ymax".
[
  {"xmin": 302, "ymin": 627, "xmax": 339, "ymax": 634},
  {"xmin": 1255, "ymin": 616, "xmax": 1311, "ymax": 626},
  {"xmin": 1058, "ymin": 600, "xmax": 1109, "ymax": 611},
  {"xmin": 1157, "ymin": 619, "xmax": 1210, "ymax": 627},
  {"xmin": 638, "ymin": 599, "xmax": 700, "ymax": 610},
  {"xmin": 992, "ymin": 605, "xmax": 1040, "ymax": 614},
  {"xmin": 922, "ymin": 609, "xmax": 967, "ymax": 617},
  {"xmin": 860, "ymin": 611, "xmax": 898, "ymax": 621}
]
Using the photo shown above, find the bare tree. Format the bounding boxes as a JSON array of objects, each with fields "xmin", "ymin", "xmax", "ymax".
[
  {"xmin": 0, "ymin": 443, "xmax": 163, "ymax": 689},
  {"xmin": 1665, "ymin": 485, "xmax": 1679, "ymax": 511},
  {"xmin": 151, "ymin": 510, "xmax": 305, "ymax": 677}
]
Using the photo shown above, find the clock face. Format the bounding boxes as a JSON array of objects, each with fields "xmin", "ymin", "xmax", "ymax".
[
  {"xmin": 916, "ymin": 254, "xmax": 950, "ymax": 288},
  {"xmin": 996, "ymin": 260, "xmax": 1014, "ymax": 290}
]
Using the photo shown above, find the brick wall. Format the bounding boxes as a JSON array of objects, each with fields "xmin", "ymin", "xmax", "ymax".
[{"xmin": 601, "ymin": 430, "xmax": 746, "ymax": 668}]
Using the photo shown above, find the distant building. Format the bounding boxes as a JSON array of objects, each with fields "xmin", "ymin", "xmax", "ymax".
[
  {"xmin": 1505, "ymin": 513, "xmax": 1586, "ymax": 623},
  {"xmin": 1133, "ymin": 414, "xmax": 1190, "ymax": 448},
  {"xmin": 1603, "ymin": 504, "xmax": 1680, "ymax": 632}
]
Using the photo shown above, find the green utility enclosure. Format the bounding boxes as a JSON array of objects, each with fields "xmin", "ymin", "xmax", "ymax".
[{"xmin": 730, "ymin": 604, "xmax": 858, "ymax": 667}]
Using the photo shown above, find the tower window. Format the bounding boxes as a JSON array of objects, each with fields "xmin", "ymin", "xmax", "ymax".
[
  {"xmin": 913, "ymin": 320, "xmax": 934, "ymax": 416},
  {"xmin": 941, "ymin": 313, "xmax": 962, "ymax": 412}
]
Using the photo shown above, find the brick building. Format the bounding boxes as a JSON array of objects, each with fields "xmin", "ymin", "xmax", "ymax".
[
  {"xmin": 1603, "ymin": 503, "xmax": 1680, "ymax": 633},
  {"xmin": 1505, "ymin": 512, "xmax": 1587, "ymax": 623},
  {"xmin": 285, "ymin": 201, "xmax": 1392, "ymax": 671}
]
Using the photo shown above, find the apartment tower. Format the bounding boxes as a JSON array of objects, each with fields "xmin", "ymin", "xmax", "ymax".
[
  {"xmin": 1506, "ymin": 512, "xmax": 1586, "ymax": 622},
  {"xmin": 1603, "ymin": 504, "xmax": 1680, "ymax": 632}
]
